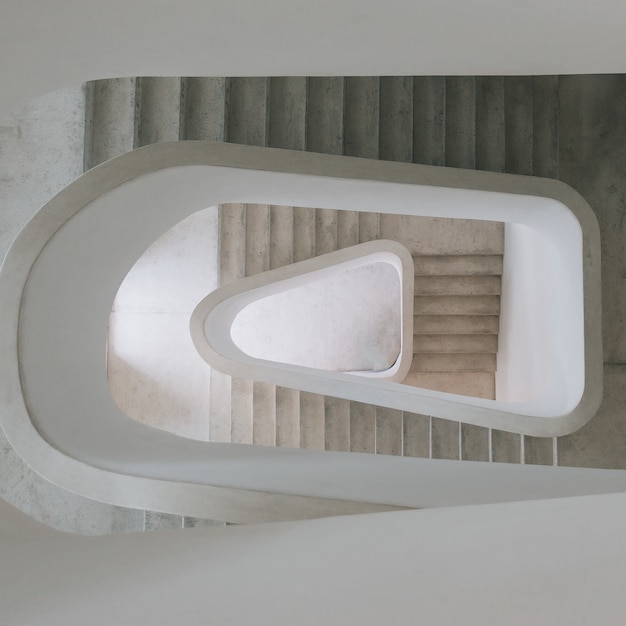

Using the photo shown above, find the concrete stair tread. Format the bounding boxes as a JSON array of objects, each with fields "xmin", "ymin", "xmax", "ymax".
[
  {"xmin": 414, "ymin": 274, "xmax": 501, "ymax": 296},
  {"xmin": 380, "ymin": 215, "xmax": 504, "ymax": 256},
  {"xmin": 414, "ymin": 295, "xmax": 500, "ymax": 316},
  {"xmin": 414, "ymin": 315, "xmax": 500, "ymax": 334},
  {"xmin": 413, "ymin": 254, "xmax": 503, "ymax": 276},
  {"xmin": 410, "ymin": 352, "xmax": 497, "ymax": 372},
  {"xmin": 414, "ymin": 334, "xmax": 498, "ymax": 353},
  {"xmin": 403, "ymin": 371, "xmax": 495, "ymax": 399}
]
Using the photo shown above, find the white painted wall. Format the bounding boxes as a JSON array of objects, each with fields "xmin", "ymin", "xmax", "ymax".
[
  {"xmin": 496, "ymin": 220, "xmax": 585, "ymax": 413},
  {"xmin": 108, "ymin": 207, "xmax": 218, "ymax": 441}
]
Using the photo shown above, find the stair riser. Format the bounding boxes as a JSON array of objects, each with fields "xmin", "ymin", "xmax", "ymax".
[
  {"xmin": 415, "ymin": 334, "xmax": 498, "ymax": 353},
  {"xmin": 414, "ymin": 296, "xmax": 500, "ymax": 316},
  {"xmin": 414, "ymin": 275, "xmax": 502, "ymax": 296},
  {"xmin": 415, "ymin": 315, "xmax": 500, "ymax": 334},
  {"xmin": 411, "ymin": 353, "xmax": 497, "ymax": 372},
  {"xmin": 403, "ymin": 371, "xmax": 495, "ymax": 400},
  {"xmin": 413, "ymin": 255, "xmax": 503, "ymax": 276}
]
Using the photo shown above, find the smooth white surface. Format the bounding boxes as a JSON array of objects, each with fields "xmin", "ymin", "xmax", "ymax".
[
  {"xmin": 5, "ymin": 1, "xmax": 626, "ymax": 116},
  {"xmin": 231, "ymin": 261, "xmax": 402, "ymax": 372},
  {"xmin": 497, "ymin": 221, "xmax": 585, "ymax": 410},
  {"xmin": 108, "ymin": 207, "xmax": 218, "ymax": 439},
  {"xmin": 3, "ymin": 492, "xmax": 626, "ymax": 625},
  {"xmin": 204, "ymin": 242, "xmax": 413, "ymax": 381}
]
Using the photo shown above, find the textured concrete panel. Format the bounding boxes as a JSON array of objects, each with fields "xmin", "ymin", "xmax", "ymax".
[
  {"xmin": 350, "ymin": 402, "xmax": 376, "ymax": 454},
  {"xmin": 504, "ymin": 76, "xmax": 533, "ymax": 175},
  {"xmin": 558, "ymin": 365, "xmax": 626, "ymax": 469},
  {"xmin": 306, "ymin": 77, "xmax": 343, "ymax": 155},
  {"xmin": 524, "ymin": 436, "xmax": 554, "ymax": 466},
  {"xmin": 344, "ymin": 77, "xmax": 379, "ymax": 159},
  {"xmin": 445, "ymin": 76, "xmax": 475, "ymax": 169},
  {"xmin": 226, "ymin": 77, "xmax": 268, "ymax": 146},
  {"xmin": 403, "ymin": 412, "xmax": 430, "ymax": 458},
  {"xmin": 380, "ymin": 76, "xmax": 413, "ymax": 163},
  {"xmin": 376, "ymin": 408, "xmax": 403, "ymax": 456},
  {"xmin": 462, "ymin": 424, "xmax": 490, "ymax": 462},
  {"xmin": 558, "ymin": 74, "xmax": 626, "ymax": 362},
  {"xmin": 475, "ymin": 76, "xmax": 505, "ymax": 172},
  {"xmin": 413, "ymin": 77, "xmax": 445, "ymax": 166},
  {"xmin": 268, "ymin": 77, "xmax": 306, "ymax": 150},
  {"xmin": 431, "ymin": 418, "xmax": 459, "ymax": 460},
  {"xmin": 325, "ymin": 397, "xmax": 350, "ymax": 452},
  {"xmin": 492, "ymin": 431, "xmax": 521, "ymax": 464},
  {"xmin": 183, "ymin": 77, "xmax": 226, "ymax": 141}
]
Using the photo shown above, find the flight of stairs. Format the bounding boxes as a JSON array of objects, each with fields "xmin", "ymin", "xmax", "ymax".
[
  {"xmin": 212, "ymin": 204, "xmax": 505, "ymax": 455},
  {"xmin": 408, "ymin": 253, "xmax": 503, "ymax": 400},
  {"xmin": 89, "ymin": 75, "xmax": 559, "ymax": 506}
]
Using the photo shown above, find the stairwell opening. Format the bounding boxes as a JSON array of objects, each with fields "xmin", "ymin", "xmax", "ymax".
[{"xmin": 107, "ymin": 204, "xmax": 506, "ymax": 445}]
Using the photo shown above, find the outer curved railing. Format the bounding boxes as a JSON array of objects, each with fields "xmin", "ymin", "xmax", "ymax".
[{"xmin": 0, "ymin": 141, "xmax": 609, "ymax": 522}]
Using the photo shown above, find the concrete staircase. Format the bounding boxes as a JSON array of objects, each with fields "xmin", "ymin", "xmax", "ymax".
[
  {"xmin": 90, "ymin": 75, "xmax": 559, "ymax": 493},
  {"xmin": 212, "ymin": 204, "xmax": 504, "ymax": 455},
  {"xmin": 407, "ymin": 253, "xmax": 503, "ymax": 400}
]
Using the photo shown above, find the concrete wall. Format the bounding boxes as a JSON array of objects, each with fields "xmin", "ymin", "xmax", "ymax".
[{"xmin": 0, "ymin": 87, "xmax": 147, "ymax": 533}]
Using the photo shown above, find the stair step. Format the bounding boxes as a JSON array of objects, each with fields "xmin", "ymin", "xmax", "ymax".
[
  {"xmin": 230, "ymin": 377, "xmax": 253, "ymax": 444},
  {"xmin": 446, "ymin": 76, "xmax": 476, "ymax": 169},
  {"xmin": 380, "ymin": 215, "xmax": 504, "ymax": 256},
  {"xmin": 414, "ymin": 295, "xmax": 500, "ymax": 316},
  {"xmin": 306, "ymin": 77, "xmax": 344, "ymax": 155},
  {"xmin": 415, "ymin": 315, "xmax": 500, "ymax": 334},
  {"xmin": 376, "ymin": 407, "xmax": 403, "ymax": 456},
  {"xmin": 414, "ymin": 334, "xmax": 498, "ymax": 353},
  {"xmin": 324, "ymin": 397, "xmax": 350, "ymax": 452},
  {"xmin": 182, "ymin": 77, "xmax": 226, "ymax": 141},
  {"xmin": 136, "ymin": 77, "xmax": 182, "ymax": 146},
  {"xmin": 349, "ymin": 401, "xmax": 376, "ymax": 453},
  {"xmin": 276, "ymin": 386, "xmax": 300, "ymax": 448},
  {"xmin": 209, "ymin": 369, "xmax": 232, "ymax": 443},
  {"xmin": 245, "ymin": 203, "xmax": 271, "ymax": 276},
  {"xmin": 270, "ymin": 205, "xmax": 295, "ymax": 269},
  {"xmin": 300, "ymin": 391, "xmax": 325, "ymax": 450},
  {"xmin": 268, "ymin": 77, "xmax": 306, "ymax": 150},
  {"xmin": 413, "ymin": 255, "xmax": 503, "ymax": 276},
  {"xmin": 315, "ymin": 208, "xmax": 338, "ymax": 255},
  {"xmin": 226, "ymin": 77, "xmax": 268, "ymax": 146},
  {"xmin": 410, "ymin": 353, "xmax": 497, "ymax": 372},
  {"xmin": 293, "ymin": 206, "xmax": 316, "ymax": 262},
  {"xmin": 344, "ymin": 77, "xmax": 380, "ymax": 159},
  {"xmin": 403, "ymin": 371, "xmax": 495, "ymax": 400},
  {"xmin": 252, "ymin": 381, "xmax": 276, "ymax": 446},
  {"xmin": 84, "ymin": 78, "xmax": 137, "ymax": 169},
  {"xmin": 219, "ymin": 203, "xmax": 246, "ymax": 283},
  {"xmin": 414, "ymin": 274, "xmax": 501, "ymax": 296},
  {"xmin": 476, "ymin": 76, "xmax": 505, "ymax": 172}
]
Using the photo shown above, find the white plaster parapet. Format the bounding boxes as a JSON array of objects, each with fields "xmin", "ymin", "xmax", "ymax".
[
  {"xmin": 191, "ymin": 240, "xmax": 414, "ymax": 383},
  {"xmin": 0, "ymin": 141, "xmax": 603, "ymax": 521}
]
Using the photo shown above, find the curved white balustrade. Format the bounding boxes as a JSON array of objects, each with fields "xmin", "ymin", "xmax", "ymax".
[
  {"xmin": 0, "ymin": 141, "xmax": 604, "ymax": 521},
  {"xmin": 192, "ymin": 240, "xmax": 414, "ymax": 383},
  {"xmin": 5, "ymin": 489, "xmax": 626, "ymax": 625}
]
